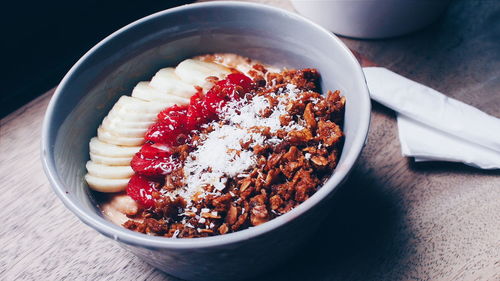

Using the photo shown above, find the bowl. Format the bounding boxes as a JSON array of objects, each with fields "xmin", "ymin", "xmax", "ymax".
[
  {"xmin": 41, "ymin": 2, "xmax": 370, "ymax": 280},
  {"xmin": 291, "ymin": 0, "xmax": 451, "ymax": 39}
]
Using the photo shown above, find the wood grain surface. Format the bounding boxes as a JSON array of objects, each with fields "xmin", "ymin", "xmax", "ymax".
[{"xmin": 1, "ymin": 0, "xmax": 499, "ymax": 280}]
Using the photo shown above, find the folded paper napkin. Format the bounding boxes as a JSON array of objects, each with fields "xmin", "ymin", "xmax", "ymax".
[{"xmin": 363, "ymin": 67, "xmax": 500, "ymax": 169}]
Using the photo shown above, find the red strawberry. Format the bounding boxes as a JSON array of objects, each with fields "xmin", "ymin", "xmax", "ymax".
[
  {"xmin": 144, "ymin": 123, "xmax": 182, "ymax": 145},
  {"xmin": 130, "ymin": 153, "xmax": 177, "ymax": 177},
  {"xmin": 126, "ymin": 174, "xmax": 160, "ymax": 208},
  {"xmin": 157, "ymin": 104, "xmax": 188, "ymax": 126},
  {"xmin": 186, "ymin": 92, "xmax": 207, "ymax": 130},
  {"xmin": 139, "ymin": 143, "xmax": 173, "ymax": 159},
  {"xmin": 202, "ymin": 73, "xmax": 254, "ymax": 115},
  {"xmin": 226, "ymin": 73, "xmax": 254, "ymax": 92},
  {"xmin": 147, "ymin": 105, "xmax": 190, "ymax": 145},
  {"xmin": 203, "ymin": 86, "xmax": 226, "ymax": 117},
  {"xmin": 144, "ymin": 123, "xmax": 169, "ymax": 144}
]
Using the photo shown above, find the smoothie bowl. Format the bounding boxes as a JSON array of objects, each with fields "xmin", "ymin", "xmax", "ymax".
[{"xmin": 41, "ymin": 2, "xmax": 370, "ymax": 280}]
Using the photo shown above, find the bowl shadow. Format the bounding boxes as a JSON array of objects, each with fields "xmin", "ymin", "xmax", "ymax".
[{"xmin": 257, "ymin": 165, "xmax": 411, "ymax": 281}]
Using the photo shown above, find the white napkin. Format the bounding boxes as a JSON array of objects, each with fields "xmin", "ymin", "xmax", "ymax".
[{"xmin": 363, "ymin": 67, "xmax": 500, "ymax": 169}]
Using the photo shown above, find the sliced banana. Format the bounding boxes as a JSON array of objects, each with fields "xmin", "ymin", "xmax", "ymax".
[
  {"xmin": 108, "ymin": 194, "xmax": 139, "ymax": 215},
  {"xmin": 113, "ymin": 95, "xmax": 169, "ymax": 114},
  {"xmin": 101, "ymin": 122, "xmax": 148, "ymax": 138},
  {"xmin": 132, "ymin": 81, "xmax": 190, "ymax": 104},
  {"xmin": 102, "ymin": 196, "xmax": 140, "ymax": 224},
  {"xmin": 86, "ymin": 161, "xmax": 134, "ymax": 179},
  {"xmin": 89, "ymin": 137, "xmax": 140, "ymax": 158},
  {"xmin": 195, "ymin": 53, "xmax": 281, "ymax": 76},
  {"xmin": 90, "ymin": 151, "xmax": 133, "ymax": 166},
  {"xmin": 107, "ymin": 109, "xmax": 157, "ymax": 122},
  {"xmin": 84, "ymin": 174, "xmax": 129, "ymax": 193},
  {"xmin": 102, "ymin": 116, "xmax": 154, "ymax": 130},
  {"xmin": 106, "ymin": 96, "xmax": 171, "ymax": 123},
  {"xmin": 150, "ymin": 68, "xmax": 198, "ymax": 98},
  {"xmin": 97, "ymin": 127, "xmax": 145, "ymax": 146},
  {"xmin": 196, "ymin": 53, "xmax": 254, "ymax": 76},
  {"xmin": 175, "ymin": 59, "xmax": 231, "ymax": 90}
]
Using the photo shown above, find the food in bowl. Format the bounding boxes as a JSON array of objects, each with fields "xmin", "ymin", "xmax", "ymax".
[
  {"xmin": 84, "ymin": 53, "xmax": 345, "ymax": 238},
  {"xmin": 42, "ymin": 2, "xmax": 372, "ymax": 279}
]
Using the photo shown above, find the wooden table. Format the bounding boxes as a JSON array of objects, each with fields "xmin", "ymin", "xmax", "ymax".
[{"xmin": 1, "ymin": 0, "xmax": 499, "ymax": 280}]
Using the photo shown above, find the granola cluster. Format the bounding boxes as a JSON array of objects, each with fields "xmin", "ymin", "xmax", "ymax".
[{"xmin": 124, "ymin": 68, "xmax": 345, "ymax": 238}]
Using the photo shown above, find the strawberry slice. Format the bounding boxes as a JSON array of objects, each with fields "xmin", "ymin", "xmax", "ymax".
[
  {"xmin": 186, "ymin": 92, "xmax": 208, "ymax": 130},
  {"xmin": 202, "ymin": 73, "xmax": 254, "ymax": 116},
  {"xmin": 139, "ymin": 143, "xmax": 173, "ymax": 159},
  {"xmin": 147, "ymin": 105, "xmax": 189, "ymax": 145},
  {"xmin": 226, "ymin": 73, "xmax": 254, "ymax": 92},
  {"xmin": 126, "ymin": 174, "xmax": 160, "ymax": 208},
  {"xmin": 144, "ymin": 123, "xmax": 183, "ymax": 145},
  {"xmin": 130, "ymin": 153, "xmax": 177, "ymax": 177},
  {"xmin": 157, "ymin": 104, "xmax": 188, "ymax": 126},
  {"xmin": 203, "ymin": 84, "xmax": 227, "ymax": 116}
]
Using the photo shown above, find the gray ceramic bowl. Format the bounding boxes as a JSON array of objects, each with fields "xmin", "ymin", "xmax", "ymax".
[{"xmin": 41, "ymin": 2, "xmax": 370, "ymax": 280}]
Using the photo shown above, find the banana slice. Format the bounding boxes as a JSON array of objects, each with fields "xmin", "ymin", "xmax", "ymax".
[
  {"xmin": 102, "ymin": 116, "xmax": 154, "ymax": 130},
  {"xmin": 132, "ymin": 81, "xmax": 190, "ymax": 104},
  {"xmin": 85, "ymin": 174, "xmax": 129, "ymax": 193},
  {"xmin": 90, "ymin": 151, "xmax": 133, "ymax": 166},
  {"xmin": 196, "ymin": 53, "xmax": 254, "ymax": 76},
  {"xmin": 101, "ymin": 121, "xmax": 148, "ymax": 138},
  {"xmin": 106, "ymin": 96, "xmax": 170, "ymax": 123},
  {"xmin": 195, "ymin": 53, "xmax": 281, "ymax": 76},
  {"xmin": 108, "ymin": 195, "xmax": 138, "ymax": 215},
  {"xmin": 113, "ymin": 95, "xmax": 169, "ymax": 114},
  {"xmin": 97, "ymin": 127, "xmax": 145, "ymax": 146},
  {"xmin": 102, "ymin": 196, "xmax": 140, "ymax": 224},
  {"xmin": 107, "ymin": 109, "xmax": 157, "ymax": 123},
  {"xmin": 86, "ymin": 161, "xmax": 134, "ymax": 179},
  {"xmin": 149, "ymin": 68, "xmax": 198, "ymax": 98},
  {"xmin": 175, "ymin": 59, "xmax": 231, "ymax": 90},
  {"xmin": 89, "ymin": 137, "xmax": 140, "ymax": 158}
]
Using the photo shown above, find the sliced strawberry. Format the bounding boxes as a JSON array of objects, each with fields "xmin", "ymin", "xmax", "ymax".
[
  {"xmin": 126, "ymin": 174, "xmax": 160, "ymax": 208},
  {"xmin": 147, "ymin": 105, "xmax": 190, "ymax": 145},
  {"xmin": 139, "ymin": 143, "xmax": 173, "ymax": 159},
  {"xmin": 157, "ymin": 104, "xmax": 188, "ymax": 126},
  {"xmin": 144, "ymin": 123, "xmax": 181, "ymax": 145},
  {"xmin": 226, "ymin": 73, "xmax": 254, "ymax": 93},
  {"xmin": 186, "ymin": 92, "xmax": 207, "ymax": 130},
  {"xmin": 203, "ymin": 83, "xmax": 228, "ymax": 115},
  {"xmin": 184, "ymin": 75, "xmax": 254, "ymax": 129},
  {"xmin": 202, "ymin": 73, "xmax": 254, "ymax": 115},
  {"xmin": 130, "ymin": 153, "xmax": 157, "ymax": 176},
  {"xmin": 130, "ymin": 153, "xmax": 177, "ymax": 177},
  {"xmin": 144, "ymin": 123, "xmax": 170, "ymax": 144},
  {"xmin": 220, "ymin": 84, "xmax": 239, "ymax": 102}
]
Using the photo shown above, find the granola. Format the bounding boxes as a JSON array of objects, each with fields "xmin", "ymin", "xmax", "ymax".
[{"xmin": 121, "ymin": 66, "xmax": 345, "ymax": 238}]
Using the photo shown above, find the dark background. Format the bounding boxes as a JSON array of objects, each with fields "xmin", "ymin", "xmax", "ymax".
[{"xmin": 0, "ymin": 0, "xmax": 192, "ymax": 118}]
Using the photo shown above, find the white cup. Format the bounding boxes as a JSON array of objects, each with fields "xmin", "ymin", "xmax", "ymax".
[{"xmin": 291, "ymin": 0, "xmax": 451, "ymax": 39}]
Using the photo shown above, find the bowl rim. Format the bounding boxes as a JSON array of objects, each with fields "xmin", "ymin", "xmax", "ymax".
[{"xmin": 41, "ymin": 0, "xmax": 371, "ymax": 249}]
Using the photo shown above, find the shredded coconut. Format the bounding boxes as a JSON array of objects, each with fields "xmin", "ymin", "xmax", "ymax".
[
  {"xmin": 177, "ymin": 84, "xmax": 310, "ymax": 203},
  {"xmin": 182, "ymin": 125, "xmax": 258, "ymax": 194}
]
